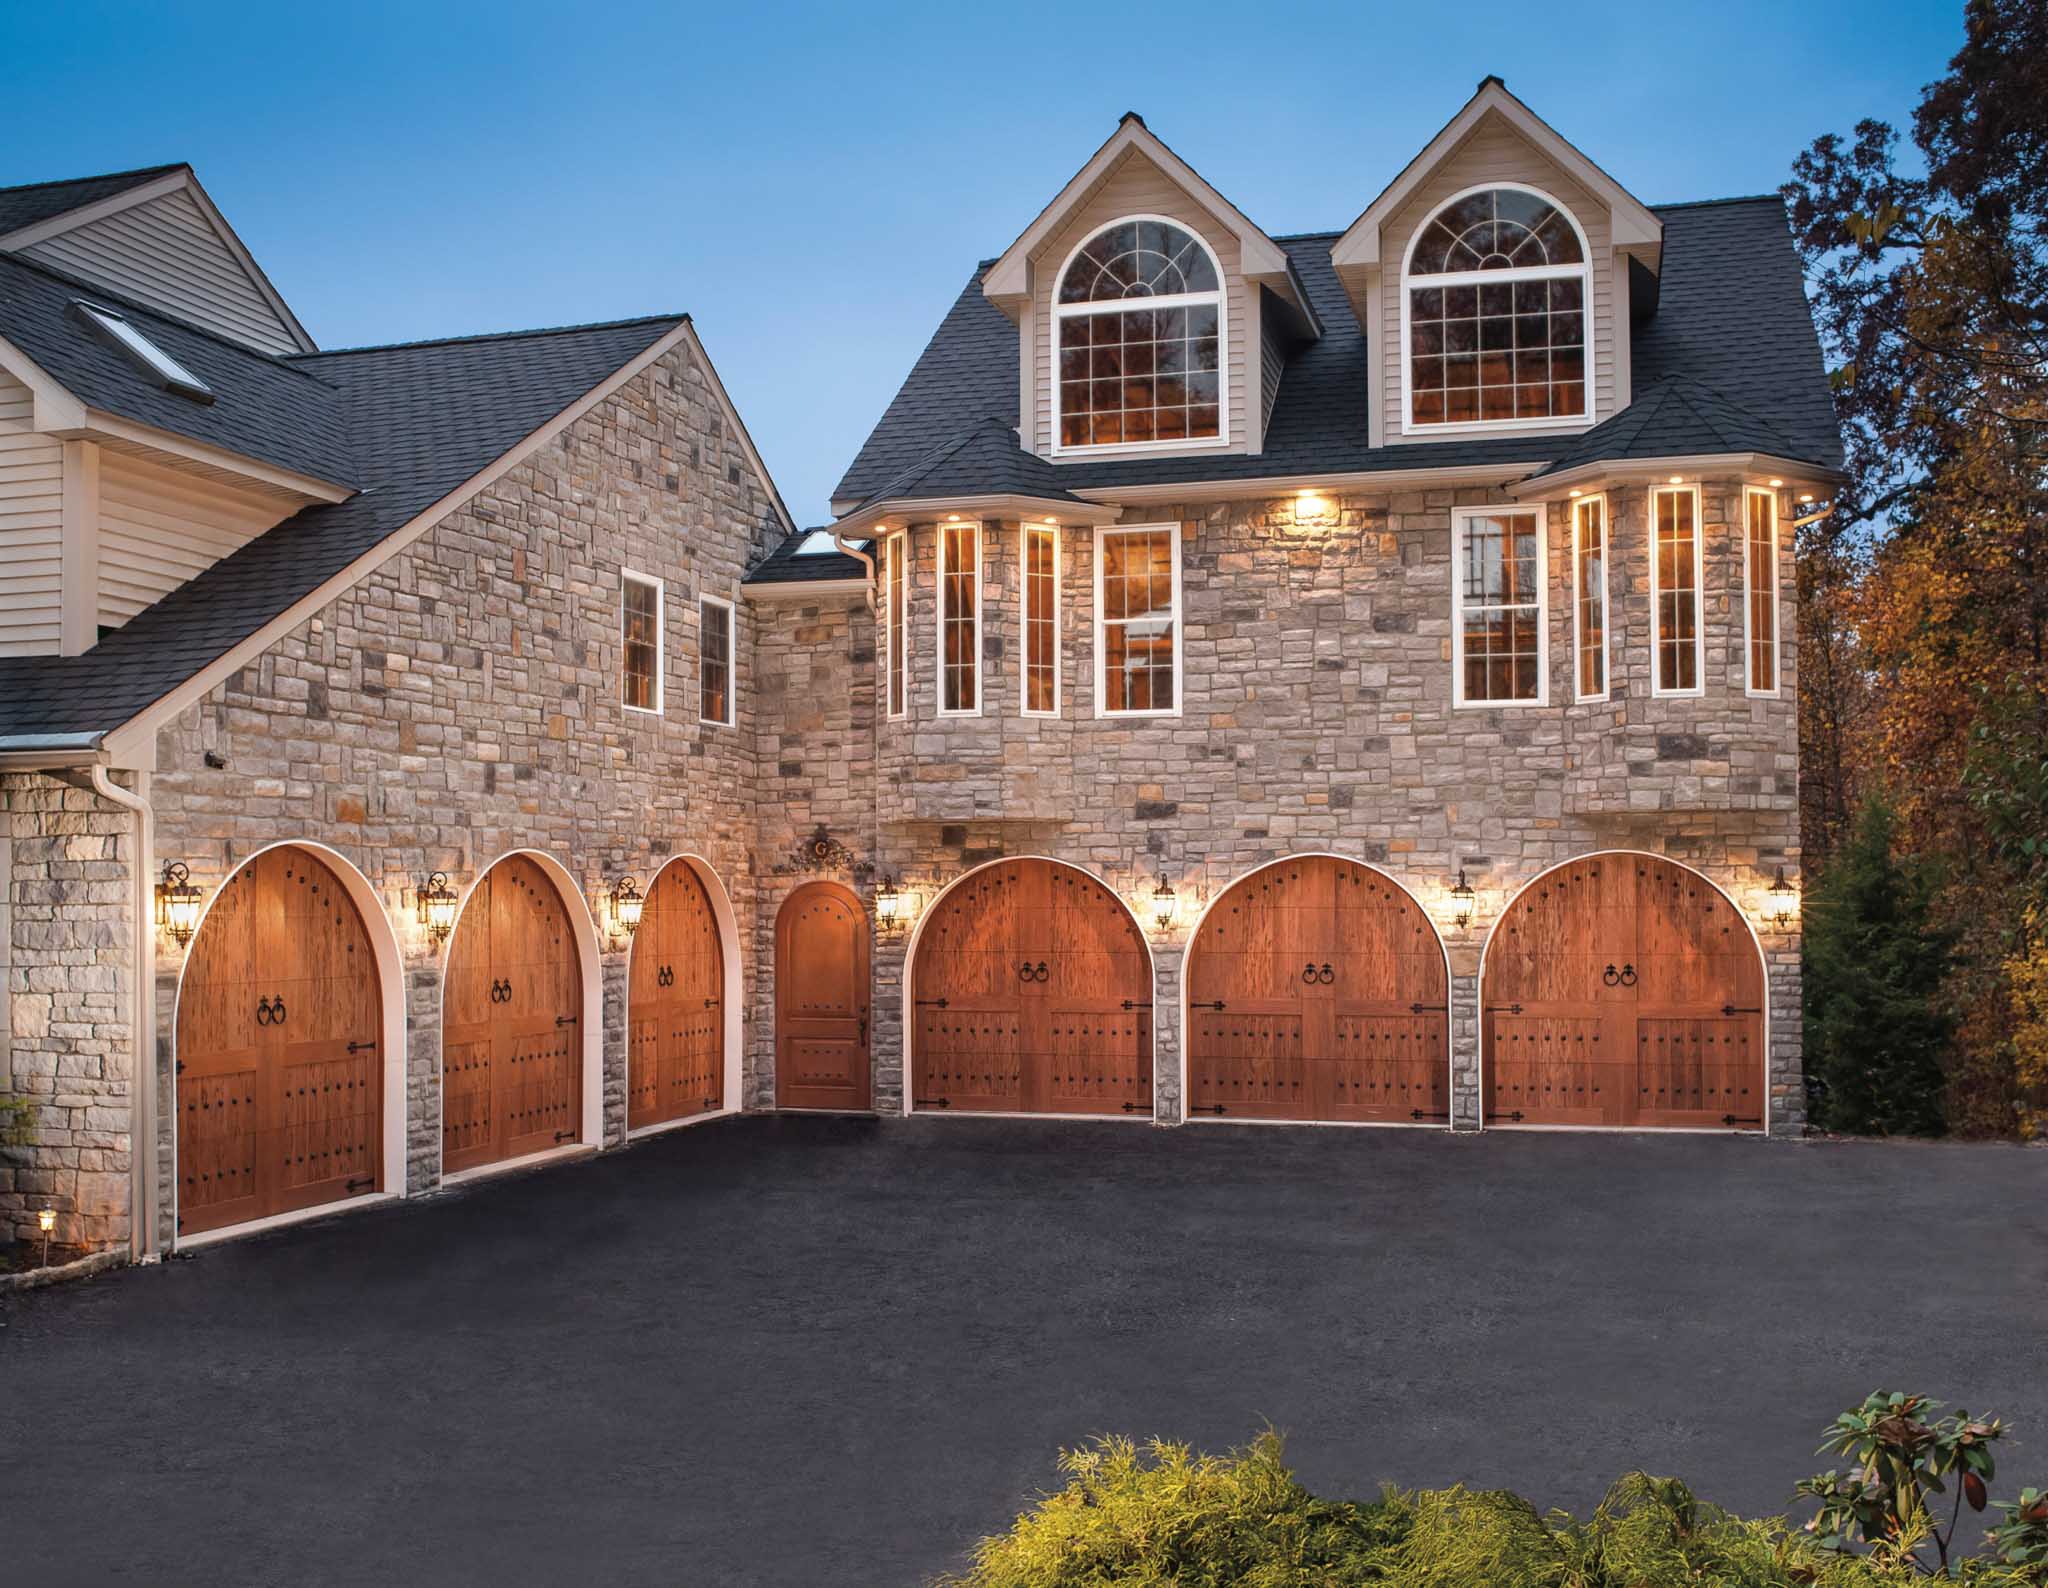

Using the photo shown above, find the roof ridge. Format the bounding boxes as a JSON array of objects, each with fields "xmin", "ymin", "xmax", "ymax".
[
  {"xmin": 0, "ymin": 161, "xmax": 187, "ymax": 199},
  {"xmin": 1649, "ymin": 193, "xmax": 1785, "ymax": 212},
  {"xmin": 295, "ymin": 312, "xmax": 691, "ymax": 360},
  {"xmin": 0, "ymin": 246, "xmax": 340, "ymax": 387}
]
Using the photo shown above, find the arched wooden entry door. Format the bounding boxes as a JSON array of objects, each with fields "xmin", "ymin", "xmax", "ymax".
[
  {"xmin": 442, "ymin": 855, "xmax": 583, "ymax": 1173},
  {"xmin": 775, "ymin": 881, "xmax": 870, "ymax": 1110},
  {"xmin": 1186, "ymin": 856, "xmax": 1448, "ymax": 1122},
  {"xmin": 1484, "ymin": 853, "xmax": 1766, "ymax": 1128},
  {"xmin": 911, "ymin": 859, "xmax": 1151, "ymax": 1115},
  {"xmin": 175, "ymin": 845, "xmax": 382, "ymax": 1237},
  {"xmin": 628, "ymin": 860, "xmax": 726, "ymax": 1129}
]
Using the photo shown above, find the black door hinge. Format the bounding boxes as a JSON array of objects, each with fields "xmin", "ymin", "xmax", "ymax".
[
  {"xmin": 913, "ymin": 1096, "xmax": 951, "ymax": 1108},
  {"xmin": 1487, "ymin": 1003, "xmax": 1525, "ymax": 1015},
  {"xmin": 347, "ymin": 1040, "xmax": 377, "ymax": 1054},
  {"xmin": 555, "ymin": 1128, "xmax": 576, "ymax": 1142},
  {"xmin": 1721, "ymin": 1005, "xmax": 1762, "ymax": 1016},
  {"xmin": 1410, "ymin": 1109, "xmax": 1450, "ymax": 1121},
  {"xmin": 1120, "ymin": 999, "xmax": 1153, "ymax": 1010},
  {"xmin": 556, "ymin": 1014, "xmax": 579, "ymax": 1026},
  {"xmin": 345, "ymin": 1176, "xmax": 374, "ymax": 1193},
  {"xmin": 914, "ymin": 998, "xmax": 951, "ymax": 1009},
  {"xmin": 1409, "ymin": 1003, "xmax": 1435, "ymax": 1014},
  {"xmin": 1190, "ymin": 1103, "xmax": 1226, "ymax": 1115},
  {"xmin": 1190, "ymin": 1000, "xmax": 1226, "ymax": 1011},
  {"xmin": 1722, "ymin": 1113, "xmax": 1763, "ymax": 1127},
  {"xmin": 1120, "ymin": 1100, "xmax": 1154, "ymax": 1113}
]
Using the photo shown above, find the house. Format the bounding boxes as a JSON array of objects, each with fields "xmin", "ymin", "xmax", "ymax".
[{"xmin": 0, "ymin": 76, "xmax": 1836, "ymax": 1262}]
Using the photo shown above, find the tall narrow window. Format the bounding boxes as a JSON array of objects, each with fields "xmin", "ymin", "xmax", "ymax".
[
  {"xmin": 937, "ymin": 519, "xmax": 979, "ymax": 715},
  {"xmin": 1572, "ymin": 494, "xmax": 1608, "ymax": 701},
  {"xmin": 1095, "ymin": 523, "xmax": 1181, "ymax": 716},
  {"xmin": 699, "ymin": 595, "xmax": 734, "ymax": 725},
  {"xmin": 622, "ymin": 571, "xmax": 663, "ymax": 713},
  {"xmin": 1021, "ymin": 521, "xmax": 1060, "ymax": 715},
  {"xmin": 1652, "ymin": 485, "xmax": 1703, "ymax": 695},
  {"xmin": 884, "ymin": 531, "xmax": 907, "ymax": 719},
  {"xmin": 1452, "ymin": 508, "xmax": 1546, "ymax": 705},
  {"xmin": 1744, "ymin": 488, "xmax": 1779, "ymax": 695}
]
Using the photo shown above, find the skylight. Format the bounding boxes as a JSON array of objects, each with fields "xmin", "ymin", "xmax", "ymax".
[
  {"xmin": 796, "ymin": 530, "xmax": 867, "ymax": 556},
  {"xmin": 72, "ymin": 301, "xmax": 214, "ymax": 404}
]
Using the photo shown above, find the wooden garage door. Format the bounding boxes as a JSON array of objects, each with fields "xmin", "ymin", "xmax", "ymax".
[
  {"xmin": 1484, "ymin": 854, "xmax": 1765, "ymax": 1128},
  {"xmin": 1186, "ymin": 857, "xmax": 1448, "ymax": 1123},
  {"xmin": 775, "ymin": 881, "xmax": 871, "ymax": 1110},
  {"xmin": 442, "ymin": 855, "xmax": 582, "ymax": 1173},
  {"xmin": 175, "ymin": 846, "xmax": 381, "ymax": 1237},
  {"xmin": 912, "ymin": 859, "xmax": 1150, "ymax": 1115},
  {"xmin": 628, "ymin": 861, "xmax": 725, "ymax": 1131}
]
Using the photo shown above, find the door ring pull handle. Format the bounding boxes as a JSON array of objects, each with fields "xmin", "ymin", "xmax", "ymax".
[
  {"xmin": 1603, "ymin": 964, "xmax": 1620, "ymax": 986},
  {"xmin": 1302, "ymin": 962, "xmax": 1318, "ymax": 984},
  {"xmin": 1317, "ymin": 963, "xmax": 1335, "ymax": 985},
  {"xmin": 1620, "ymin": 963, "xmax": 1638, "ymax": 987}
]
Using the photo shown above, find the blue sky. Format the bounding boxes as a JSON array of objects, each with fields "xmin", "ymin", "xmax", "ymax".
[{"xmin": 3, "ymin": 0, "xmax": 1959, "ymax": 526}]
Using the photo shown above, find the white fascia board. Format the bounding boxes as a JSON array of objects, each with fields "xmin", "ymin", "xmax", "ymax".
[
  {"xmin": 96, "ymin": 321, "xmax": 698, "ymax": 764},
  {"xmin": 73, "ymin": 409, "xmax": 354, "ymax": 500},
  {"xmin": 1331, "ymin": 82, "xmax": 1663, "ymax": 271},
  {"xmin": 740, "ymin": 578, "xmax": 868, "ymax": 604},
  {"xmin": 1505, "ymin": 452, "xmax": 1843, "ymax": 500},
  {"xmin": 1071, "ymin": 460, "xmax": 1538, "ymax": 507},
  {"xmin": 982, "ymin": 119, "xmax": 1308, "ymax": 323},
  {"xmin": 842, "ymin": 492, "xmax": 1121, "ymax": 537},
  {"xmin": 0, "ymin": 332, "xmax": 88, "ymax": 431}
]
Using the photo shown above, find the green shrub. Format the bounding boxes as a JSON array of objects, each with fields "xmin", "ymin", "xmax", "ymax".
[
  {"xmin": 935, "ymin": 1427, "xmax": 2044, "ymax": 1586},
  {"xmin": 0, "ymin": 1093, "xmax": 36, "ymax": 1149}
]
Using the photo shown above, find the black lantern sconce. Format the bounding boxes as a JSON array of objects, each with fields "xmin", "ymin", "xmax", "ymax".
[
  {"xmin": 1766, "ymin": 865, "xmax": 1799, "ymax": 930},
  {"xmin": 1148, "ymin": 874, "xmax": 1181, "ymax": 934},
  {"xmin": 155, "ymin": 861, "xmax": 204, "ymax": 946},
  {"xmin": 1448, "ymin": 869, "xmax": 1476, "ymax": 931},
  {"xmin": 608, "ymin": 876, "xmax": 645, "ymax": 944},
  {"xmin": 414, "ymin": 872, "xmax": 460, "ymax": 946}
]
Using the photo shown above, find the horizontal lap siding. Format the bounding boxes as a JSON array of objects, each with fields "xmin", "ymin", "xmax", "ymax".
[
  {"xmin": 95, "ymin": 450, "xmax": 295, "ymax": 628},
  {"xmin": 22, "ymin": 187, "xmax": 300, "ymax": 354},
  {"xmin": 1376, "ymin": 118, "xmax": 1616, "ymax": 441},
  {"xmin": 1028, "ymin": 151, "xmax": 1250, "ymax": 458},
  {"xmin": 0, "ymin": 370, "xmax": 62, "ymax": 654}
]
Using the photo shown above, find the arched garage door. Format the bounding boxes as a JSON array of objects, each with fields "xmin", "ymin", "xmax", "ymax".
[
  {"xmin": 443, "ymin": 855, "xmax": 583, "ymax": 1172},
  {"xmin": 1186, "ymin": 856, "xmax": 1448, "ymax": 1122},
  {"xmin": 628, "ymin": 860, "xmax": 725, "ymax": 1131},
  {"xmin": 175, "ymin": 845, "xmax": 381, "ymax": 1237},
  {"xmin": 1483, "ymin": 853, "xmax": 1765, "ymax": 1128},
  {"xmin": 911, "ymin": 859, "xmax": 1151, "ymax": 1115}
]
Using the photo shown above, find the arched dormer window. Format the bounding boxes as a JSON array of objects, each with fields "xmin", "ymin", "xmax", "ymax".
[
  {"xmin": 1055, "ymin": 216, "xmax": 1224, "ymax": 450},
  {"xmin": 1403, "ymin": 184, "xmax": 1589, "ymax": 429}
]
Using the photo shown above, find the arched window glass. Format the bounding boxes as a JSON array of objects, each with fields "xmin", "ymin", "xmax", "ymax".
[
  {"xmin": 1055, "ymin": 218, "xmax": 1223, "ymax": 448},
  {"xmin": 1405, "ymin": 187, "xmax": 1589, "ymax": 427}
]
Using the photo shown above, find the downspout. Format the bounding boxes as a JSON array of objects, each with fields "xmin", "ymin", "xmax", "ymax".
[
  {"xmin": 833, "ymin": 529, "xmax": 878, "ymax": 614},
  {"xmin": 84, "ymin": 765, "xmax": 157, "ymax": 1263}
]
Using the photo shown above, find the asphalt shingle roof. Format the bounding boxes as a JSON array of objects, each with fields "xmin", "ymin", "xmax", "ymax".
[
  {"xmin": 1535, "ymin": 373, "xmax": 1800, "ymax": 477},
  {"xmin": 0, "ymin": 163, "xmax": 184, "ymax": 237},
  {"xmin": 0, "ymin": 315, "xmax": 686, "ymax": 738},
  {"xmin": 744, "ymin": 529, "xmax": 871, "ymax": 586},
  {"xmin": 0, "ymin": 250, "xmax": 353, "ymax": 484},
  {"xmin": 832, "ymin": 195, "xmax": 1841, "ymax": 507}
]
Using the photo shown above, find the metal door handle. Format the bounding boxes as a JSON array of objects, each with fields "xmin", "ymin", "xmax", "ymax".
[
  {"xmin": 1603, "ymin": 964, "xmax": 1620, "ymax": 986},
  {"xmin": 256, "ymin": 995, "xmax": 276, "ymax": 1026},
  {"xmin": 1620, "ymin": 963, "xmax": 1637, "ymax": 986},
  {"xmin": 1317, "ymin": 963, "xmax": 1335, "ymax": 985}
]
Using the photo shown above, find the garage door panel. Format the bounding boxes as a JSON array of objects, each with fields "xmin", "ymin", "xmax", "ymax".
[
  {"xmin": 915, "ymin": 1004, "xmax": 1023, "ymax": 1111},
  {"xmin": 1636, "ymin": 1016, "xmax": 1764, "ymax": 1126},
  {"xmin": 1188, "ymin": 1007, "xmax": 1311, "ymax": 1117},
  {"xmin": 277, "ymin": 1041, "xmax": 377, "ymax": 1204},
  {"xmin": 1328, "ymin": 1011, "xmax": 1451, "ymax": 1121},
  {"xmin": 629, "ymin": 862, "xmax": 727, "ymax": 1130},
  {"xmin": 1487, "ymin": 1013, "xmax": 1627, "ymax": 1123},
  {"xmin": 1042, "ymin": 1008, "xmax": 1152, "ymax": 1113}
]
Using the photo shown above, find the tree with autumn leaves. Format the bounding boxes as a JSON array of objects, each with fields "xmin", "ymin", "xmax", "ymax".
[{"xmin": 1784, "ymin": 0, "xmax": 2048, "ymax": 1136}]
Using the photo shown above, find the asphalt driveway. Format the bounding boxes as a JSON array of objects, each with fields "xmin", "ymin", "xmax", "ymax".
[{"xmin": 5, "ymin": 1115, "xmax": 2045, "ymax": 1586}]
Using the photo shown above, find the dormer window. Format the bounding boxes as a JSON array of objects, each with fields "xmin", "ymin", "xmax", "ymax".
[
  {"xmin": 1055, "ymin": 217, "xmax": 1224, "ymax": 451},
  {"xmin": 1403, "ymin": 185, "xmax": 1588, "ymax": 431}
]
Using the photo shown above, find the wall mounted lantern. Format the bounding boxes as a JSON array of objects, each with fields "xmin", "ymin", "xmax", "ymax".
[
  {"xmin": 874, "ymin": 875, "xmax": 917, "ymax": 933},
  {"xmin": 1148, "ymin": 874, "xmax": 1181, "ymax": 934},
  {"xmin": 154, "ymin": 861, "xmax": 204, "ymax": 946},
  {"xmin": 1448, "ymin": 869, "xmax": 1476, "ymax": 931},
  {"xmin": 415, "ymin": 872, "xmax": 460, "ymax": 946},
  {"xmin": 608, "ymin": 876, "xmax": 645, "ymax": 943},
  {"xmin": 1293, "ymin": 490, "xmax": 1335, "ymax": 528},
  {"xmin": 1766, "ymin": 866, "xmax": 1799, "ymax": 930}
]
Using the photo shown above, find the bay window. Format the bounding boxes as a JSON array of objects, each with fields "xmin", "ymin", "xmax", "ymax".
[
  {"xmin": 1095, "ymin": 523, "xmax": 1180, "ymax": 716},
  {"xmin": 937, "ymin": 519, "xmax": 980, "ymax": 716},
  {"xmin": 1744, "ymin": 488, "xmax": 1779, "ymax": 695},
  {"xmin": 1452, "ymin": 507, "xmax": 1546, "ymax": 705},
  {"xmin": 1021, "ymin": 521, "xmax": 1060, "ymax": 715}
]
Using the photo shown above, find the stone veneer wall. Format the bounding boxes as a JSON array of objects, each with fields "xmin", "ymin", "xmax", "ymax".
[
  {"xmin": 779, "ymin": 476, "xmax": 1803, "ymax": 1133},
  {"xmin": 1, "ymin": 772, "xmax": 137, "ymax": 1248},
  {"xmin": 141, "ymin": 340, "xmax": 783, "ymax": 1245}
]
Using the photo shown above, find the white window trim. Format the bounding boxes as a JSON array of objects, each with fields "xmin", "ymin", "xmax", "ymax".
[
  {"xmin": 698, "ymin": 592, "xmax": 736, "ymax": 727},
  {"xmin": 1650, "ymin": 484, "xmax": 1707, "ymax": 699},
  {"xmin": 1450, "ymin": 505, "xmax": 1549, "ymax": 709},
  {"xmin": 1019, "ymin": 520, "xmax": 1062, "ymax": 717},
  {"xmin": 1571, "ymin": 493, "xmax": 1610, "ymax": 704},
  {"xmin": 934, "ymin": 519, "xmax": 982, "ymax": 718},
  {"xmin": 621, "ymin": 568, "xmax": 664, "ymax": 716},
  {"xmin": 1049, "ymin": 212, "xmax": 1231, "ymax": 459},
  {"xmin": 1742, "ymin": 486, "xmax": 1781, "ymax": 698},
  {"xmin": 883, "ymin": 530, "xmax": 907, "ymax": 721},
  {"xmin": 1092, "ymin": 521, "xmax": 1184, "ymax": 720},
  {"xmin": 1398, "ymin": 181, "xmax": 1597, "ymax": 438}
]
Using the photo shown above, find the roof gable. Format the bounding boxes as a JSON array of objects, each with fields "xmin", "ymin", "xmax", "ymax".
[
  {"xmin": 0, "ymin": 163, "xmax": 185, "ymax": 236},
  {"xmin": 981, "ymin": 114, "xmax": 1314, "ymax": 326},
  {"xmin": 1, "ymin": 165, "xmax": 315, "ymax": 354},
  {"xmin": 1331, "ymin": 78, "xmax": 1662, "ymax": 271}
]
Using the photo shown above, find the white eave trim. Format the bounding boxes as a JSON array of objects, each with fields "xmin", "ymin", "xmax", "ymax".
[
  {"xmin": 1506, "ymin": 451, "xmax": 1842, "ymax": 500},
  {"xmin": 981, "ymin": 117, "xmax": 1310, "ymax": 324},
  {"xmin": 95, "ymin": 320, "xmax": 701, "ymax": 763},
  {"xmin": 1071, "ymin": 460, "xmax": 1538, "ymax": 507},
  {"xmin": 839, "ymin": 491, "xmax": 1121, "ymax": 538},
  {"xmin": 0, "ymin": 331, "xmax": 88, "ymax": 431},
  {"xmin": 739, "ymin": 577, "xmax": 869, "ymax": 603},
  {"xmin": 74, "ymin": 408, "xmax": 354, "ymax": 500},
  {"xmin": 0, "ymin": 167, "xmax": 319, "ymax": 354},
  {"xmin": 1331, "ymin": 80, "xmax": 1663, "ymax": 270}
]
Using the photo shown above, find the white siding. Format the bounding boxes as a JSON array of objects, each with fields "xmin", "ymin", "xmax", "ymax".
[
  {"xmin": 94, "ymin": 450, "xmax": 296, "ymax": 629},
  {"xmin": 1374, "ymin": 115, "xmax": 1617, "ymax": 444},
  {"xmin": 21, "ymin": 187, "xmax": 301, "ymax": 354},
  {"xmin": 1027, "ymin": 149, "xmax": 1251, "ymax": 459},
  {"xmin": 0, "ymin": 370, "xmax": 63, "ymax": 655}
]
